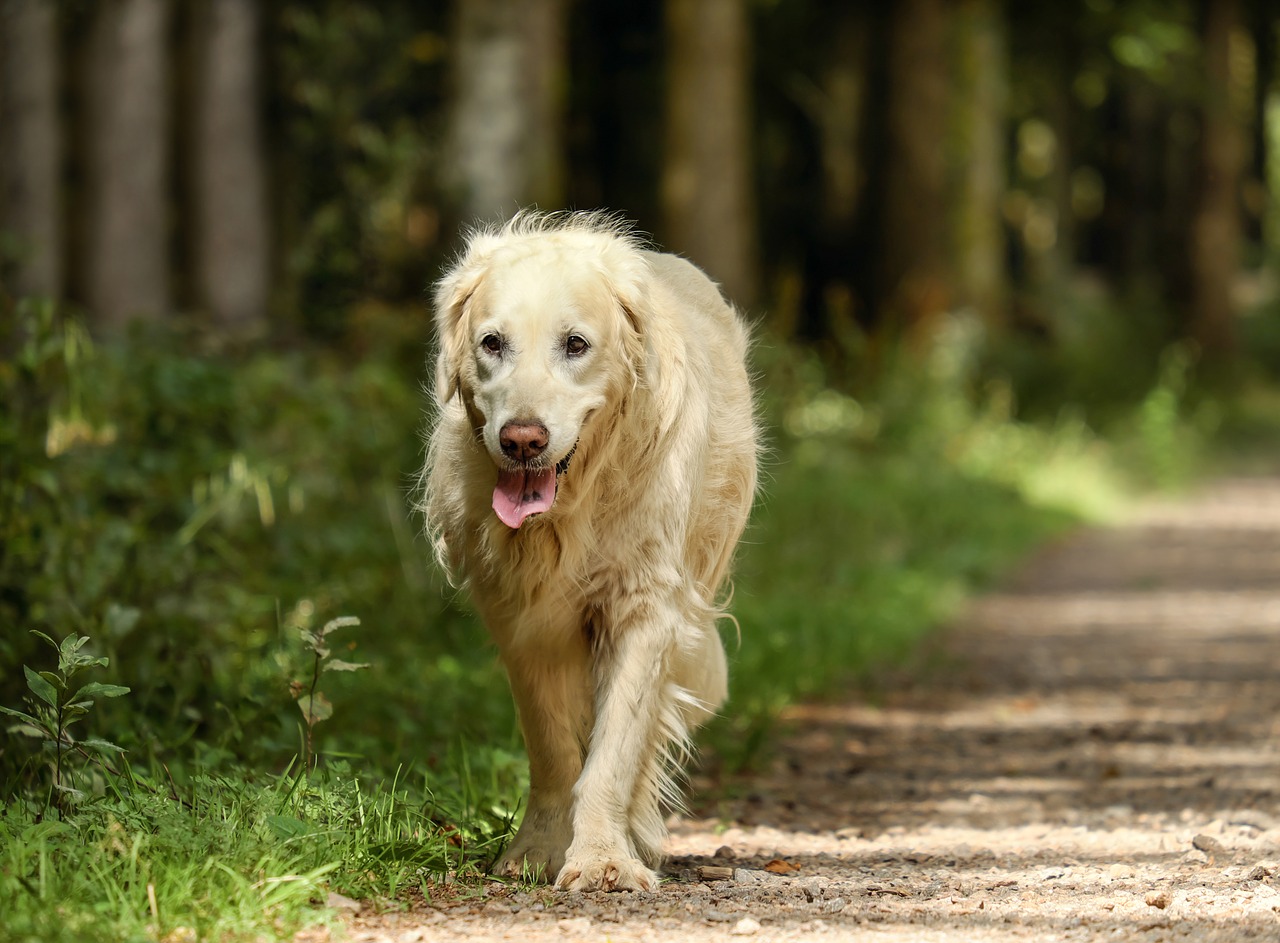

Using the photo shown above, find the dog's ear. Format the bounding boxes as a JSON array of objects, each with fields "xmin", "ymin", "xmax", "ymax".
[
  {"xmin": 432, "ymin": 233, "xmax": 500, "ymax": 403},
  {"xmin": 604, "ymin": 248, "xmax": 655, "ymax": 388}
]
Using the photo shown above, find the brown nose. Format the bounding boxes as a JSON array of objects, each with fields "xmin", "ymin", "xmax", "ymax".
[{"xmin": 499, "ymin": 420, "xmax": 549, "ymax": 462}]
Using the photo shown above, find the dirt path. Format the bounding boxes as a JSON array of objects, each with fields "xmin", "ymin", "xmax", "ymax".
[{"xmin": 344, "ymin": 476, "xmax": 1280, "ymax": 942}]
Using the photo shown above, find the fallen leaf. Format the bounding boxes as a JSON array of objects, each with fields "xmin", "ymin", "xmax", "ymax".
[{"xmin": 763, "ymin": 858, "xmax": 800, "ymax": 874}]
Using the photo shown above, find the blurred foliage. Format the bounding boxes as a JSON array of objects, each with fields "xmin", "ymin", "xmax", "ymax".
[
  {"xmin": 274, "ymin": 2, "xmax": 449, "ymax": 334},
  {"xmin": 0, "ymin": 302, "xmax": 511, "ymax": 788}
]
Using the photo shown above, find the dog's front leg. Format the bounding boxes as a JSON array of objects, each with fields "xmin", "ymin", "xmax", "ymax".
[
  {"xmin": 493, "ymin": 639, "xmax": 593, "ymax": 883},
  {"xmin": 557, "ymin": 598, "xmax": 680, "ymax": 892}
]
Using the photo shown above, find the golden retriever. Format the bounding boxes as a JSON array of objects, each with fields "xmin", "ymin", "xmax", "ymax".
[{"xmin": 420, "ymin": 211, "xmax": 757, "ymax": 892}]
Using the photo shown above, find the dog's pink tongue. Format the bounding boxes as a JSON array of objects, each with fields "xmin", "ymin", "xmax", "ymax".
[{"xmin": 493, "ymin": 467, "xmax": 557, "ymax": 529}]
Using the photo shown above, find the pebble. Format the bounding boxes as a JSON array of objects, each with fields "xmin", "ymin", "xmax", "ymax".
[
  {"xmin": 1145, "ymin": 891, "xmax": 1172, "ymax": 909},
  {"xmin": 716, "ymin": 845, "xmax": 736, "ymax": 859},
  {"xmin": 1192, "ymin": 834, "xmax": 1226, "ymax": 857},
  {"xmin": 326, "ymin": 892, "xmax": 362, "ymax": 913},
  {"xmin": 557, "ymin": 917, "xmax": 592, "ymax": 934},
  {"xmin": 698, "ymin": 865, "xmax": 735, "ymax": 882},
  {"xmin": 730, "ymin": 917, "xmax": 762, "ymax": 936}
]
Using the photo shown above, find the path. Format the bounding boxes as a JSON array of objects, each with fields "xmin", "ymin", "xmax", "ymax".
[{"xmin": 344, "ymin": 476, "xmax": 1280, "ymax": 942}]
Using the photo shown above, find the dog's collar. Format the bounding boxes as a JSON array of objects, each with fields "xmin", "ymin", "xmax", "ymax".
[{"xmin": 555, "ymin": 443, "xmax": 577, "ymax": 476}]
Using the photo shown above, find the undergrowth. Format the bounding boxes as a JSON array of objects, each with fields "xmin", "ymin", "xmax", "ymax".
[{"xmin": 0, "ymin": 300, "xmax": 1227, "ymax": 940}]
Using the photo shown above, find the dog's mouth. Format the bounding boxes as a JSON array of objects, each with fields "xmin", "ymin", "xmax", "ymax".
[{"xmin": 492, "ymin": 444, "xmax": 577, "ymax": 530}]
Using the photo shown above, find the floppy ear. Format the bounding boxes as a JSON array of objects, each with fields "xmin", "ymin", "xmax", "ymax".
[
  {"xmin": 431, "ymin": 233, "xmax": 499, "ymax": 404},
  {"xmin": 607, "ymin": 250, "xmax": 655, "ymax": 390}
]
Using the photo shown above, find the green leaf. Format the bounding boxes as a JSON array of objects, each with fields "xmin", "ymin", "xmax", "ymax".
[
  {"xmin": 320, "ymin": 616, "xmax": 360, "ymax": 637},
  {"xmin": 53, "ymin": 783, "xmax": 86, "ymax": 803},
  {"xmin": 72, "ymin": 682, "xmax": 131, "ymax": 701},
  {"xmin": 61, "ymin": 634, "xmax": 90, "ymax": 657},
  {"xmin": 5, "ymin": 721, "xmax": 47, "ymax": 739},
  {"xmin": 24, "ymin": 666, "xmax": 58, "ymax": 708},
  {"xmin": 323, "ymin": 659, "xmax": 370, "ymax": 673},
  {"xmin": 0, "ymin": 705, "xmax": 42, "ymax": 726},
  {"xmin": 79, "ymin": 737, "xmax": 126, "ymax": 755},
  {"xmin": 296, "ymin": 692, "xmax": 333, "ymax": 725},
  {"xmin": 266, "ymin": 814, "xmax": 316, "ymax": 839},
  {"xmin": 29, "ymin": 629, "xmax": 59, "ymax": 652},
  {"xmin": 37, "ymin": 670, "xmax": 65, "ymax": 692}
]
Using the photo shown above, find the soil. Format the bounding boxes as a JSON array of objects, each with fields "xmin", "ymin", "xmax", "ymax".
[{"xmin": 340, "ymin": 475, "xmax": 1280, "ymax": 942}]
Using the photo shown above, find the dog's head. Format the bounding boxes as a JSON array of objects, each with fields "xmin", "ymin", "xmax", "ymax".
[{"xmin": 433, "ymin": 213, "xmax": 649, "ymax": 529}]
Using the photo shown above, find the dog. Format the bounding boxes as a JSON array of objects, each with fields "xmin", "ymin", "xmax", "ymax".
[{"xmin": 420, "ymin": 211, "xmax": 758, "ymax": 892}]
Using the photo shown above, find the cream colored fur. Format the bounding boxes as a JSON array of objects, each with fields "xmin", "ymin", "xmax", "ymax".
[{"xmin": 420, "ymin": 211, "xmax": 758, "ymax": 892}]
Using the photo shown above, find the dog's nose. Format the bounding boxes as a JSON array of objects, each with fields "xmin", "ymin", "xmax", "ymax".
[{"xmin": 499, "ymin": 421, "xmax": 549, "ymax": 461}]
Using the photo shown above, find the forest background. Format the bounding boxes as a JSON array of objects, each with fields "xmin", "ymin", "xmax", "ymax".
[{"xmin": 3, "ymin": 1, "xmax": 1280, "ymax": 941}]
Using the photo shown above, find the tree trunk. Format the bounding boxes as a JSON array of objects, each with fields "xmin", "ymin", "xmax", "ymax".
[
  {"xmin": 795, "ymin": 5, "xmax": 869, "ymax": 340},
  {"xmin": 445, "ymin": 0, "xmax": 567, "ymax": 223},
  {"xmin": 951, "ymin": 0, "xmax": 1008, "ymax": 328},
  {"xmin": 0, "ymin": 0, "xmax": 62, "ymax": 299},
  {"xmin": 661, "ymin": 0, "xmax": 757, "ymax": 307},
  {"xmin": 191, "ymin": 0, "xmax": 269, "ymax": 333},
  {"xmin": 85, "ymin": 0, "xmax": 171, "ymax": 330},
  {"xmin": 877, "ymin": 0, "xmax": 951, "ymax": 338},
  {"xmin": 1188, "ymin": 0, "xmax": 1246, "ymax": 360}
]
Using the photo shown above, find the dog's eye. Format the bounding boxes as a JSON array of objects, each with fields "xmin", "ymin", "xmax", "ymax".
[
  {"xmin": 565, "ymin": 334, "xmax": 589, "ymax": 357},
  {"xmin": 480, "ymin": 333, "xmax": 504, "ymax": 356}
]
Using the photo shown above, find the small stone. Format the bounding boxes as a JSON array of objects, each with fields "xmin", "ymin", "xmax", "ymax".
[
  {"xmin": 1146, "ymin": 891, "xmax": 1172, "ymax": 910},
  {"xmin": 325, "ymin": 891, "xmax": 362, "ymax": 913},
  {"xmin": 705, "ymin": 910, "xmax": 735, "ymax": 923},
  {"xmin": 733, "ymin": 868, "xmax": 770, "ymax": 884},
  {"xmin": 715, "ymin": 845, "xmax": 736, "ymax": 859},
  {"xmin": 730, "ymin": 917, "xmax": 761, "ymax": 936},
  {"xmin": 1108, "ymin": 864, "xmax": 1134, "ymax": 880},
  {"xmin": 698, "ymin": 865, "xmax": 736, "ymax": 882},
  {"xmin": 557, "ymin": 917, "xmax": 592, "ymax": 934},
  {"xmin": 1193, "ymin": 834, "xmax": 1226, "ymax": 857},
  {"xmin": 817, "ymin": 897, "xmax": 846, "ymax": 915},
  {"xmin": 1249, "ymin": 864, "xmax": 1274, "ymax": 882},
  {"xmin": 1040, "ymin": 867, "xmax": 1066, "ymax": 881}
]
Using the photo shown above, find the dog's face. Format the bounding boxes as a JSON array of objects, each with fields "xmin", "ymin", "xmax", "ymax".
[{"xmin": 435, "ymin": 239, "xmax": 645, "ymax": 529}]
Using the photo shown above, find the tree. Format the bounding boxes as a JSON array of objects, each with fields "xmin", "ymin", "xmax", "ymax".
[
  {"xmin": 0, "ymin": 0, "xmax": 62, "ymax": 299},
  {"xmin": 1187, "ymin": 0, "xmax": 1246, "ymax": 360},
  {"xmin": 876, "ymin": 0, "xmax": 951, "ymax": 338},
  {"xmin": 444, "ymin": 0, "xmax": 567, "ymax": 223},
  {"xmin": 84, "ymin": 0, "xmax": 172, "ymax": 330},
  {"xmin": 191, "ymin": 0, "xmax": 270, "ymax": 333},
  {"xmin": 661, "ymin": 0, "xmax": 757, "ymax": 307},
  {"xmin": 951, "ymin": 0, "xmax": 1009, "ymax": 328}
]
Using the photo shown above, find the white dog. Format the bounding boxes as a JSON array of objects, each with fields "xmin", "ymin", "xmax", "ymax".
[{"xmin": 420, "ymin": 211, "xmax": 757, "ymax": 892}]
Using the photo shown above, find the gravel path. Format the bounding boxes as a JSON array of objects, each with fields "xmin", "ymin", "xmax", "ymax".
[{"xmin": 343, "ymin": 476, "xmax": 1280, "ymax": 942}]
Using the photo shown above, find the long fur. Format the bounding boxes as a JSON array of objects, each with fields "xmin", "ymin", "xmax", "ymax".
[{"xmin": 419, "ymin": 210, "xmax": 758, "ymax": 891}]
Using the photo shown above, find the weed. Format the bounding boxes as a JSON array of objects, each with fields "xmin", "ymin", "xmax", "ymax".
[
  {"xmin": 0, "ymin": 631, "xmax": 130, "ymax": 816},
  {"xmin": 290, "ymin": 615, "xmax": 369, "ymax": 772}
]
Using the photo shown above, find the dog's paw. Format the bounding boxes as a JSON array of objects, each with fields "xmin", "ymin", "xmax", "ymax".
[
  {"xmin": 555, "ymin": 856, "xmax": 657, "ymax": 893},
  {"xmin": 492, "ymin": 845, "xmax": 565, "ymax": 884}
]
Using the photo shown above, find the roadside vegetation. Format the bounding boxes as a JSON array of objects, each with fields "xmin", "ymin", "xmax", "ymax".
[{"xmin": 2, "ymin": 295, "xmax": 1263, "ymax": 943}]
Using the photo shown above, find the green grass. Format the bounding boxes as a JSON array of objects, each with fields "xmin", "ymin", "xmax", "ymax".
[
  {"xmin": 0, "ymin": 760, "xmax": 520, "ymax": 943},
  {"xmin": 0, "ymin": 301, "xmax": 1230, "ymax": 940}
]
